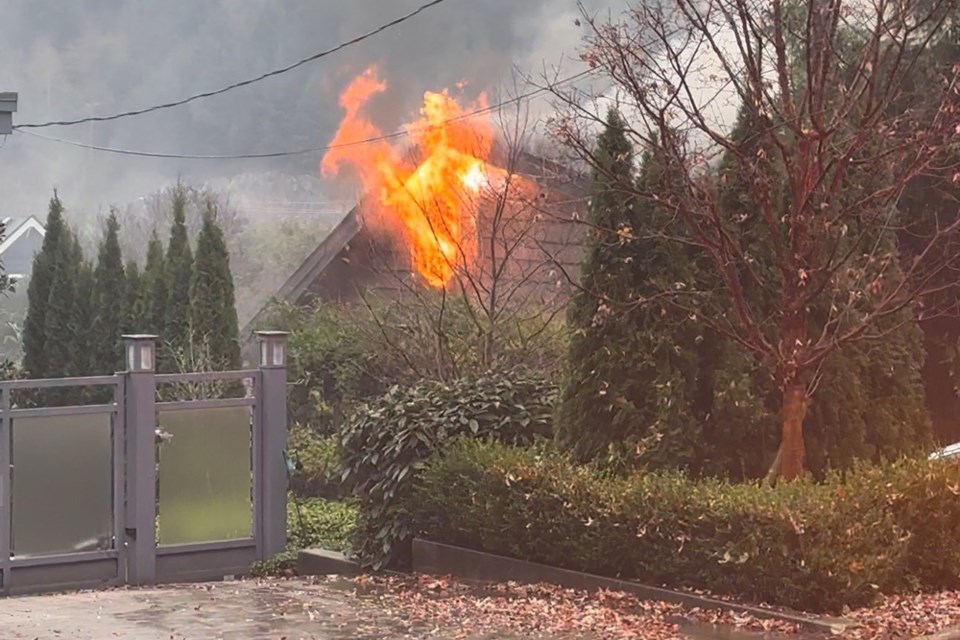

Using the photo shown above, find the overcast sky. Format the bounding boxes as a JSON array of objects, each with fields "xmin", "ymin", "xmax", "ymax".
[{"xmin": 0, "ymin": 0, "xmax": 624, "ymax": 222}]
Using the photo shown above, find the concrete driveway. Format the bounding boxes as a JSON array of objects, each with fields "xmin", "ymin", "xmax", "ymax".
[{"xmin": 0, "ymin": 578, "xmax": 811, "ymax": 640}]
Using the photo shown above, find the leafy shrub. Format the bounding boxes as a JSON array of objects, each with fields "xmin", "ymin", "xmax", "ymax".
[
  {"xmin": 838, "ymin": 458, "xmax": 960, "ymax": 591},
  {"xmin": 252, "ymin": 496, "xmax": 358, "ymax": 577},
  {"xmin": 287, "ymin": 496, "xmax": 357, "ymax": 552},
  {"xmin": 410, "ymin": 441, "xmax": 960, "ymax": 613},
  {"xmin": 270, "ymin": 296, "xmax": 568, "ymax": 433},
  {"xmin": 288, "ymin": 424, "xmax": 344, "ymax": 500},
  {"xmin": 271, "ymin": 302, "xmax": 386, "ymax": 431},
  {"xmin": 341, "ymin": 372, "xmax": 556, "ymax": 570}
]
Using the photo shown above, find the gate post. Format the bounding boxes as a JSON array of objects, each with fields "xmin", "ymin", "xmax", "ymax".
[
  {"xmin": 123, "ymin": 335, "xmax": 157, "ymax": 585},
  {"xmin": 257, "ymin": 331, "xmax": 289, "ymax": 558}
]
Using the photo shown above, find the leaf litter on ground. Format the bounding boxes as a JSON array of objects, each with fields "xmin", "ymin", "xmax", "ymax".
[
  {"xmin": 323, "ymin": 574, "xmax": 809, "ymax": 639},
  {"xmin": 299, "ymin": 574, "xmax": 960, "ymax": 639}
]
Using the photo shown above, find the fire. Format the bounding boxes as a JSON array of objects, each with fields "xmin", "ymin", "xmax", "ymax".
[{"xmin": 321, "ymin": 66, "xmax": 498, "ymax": 287}]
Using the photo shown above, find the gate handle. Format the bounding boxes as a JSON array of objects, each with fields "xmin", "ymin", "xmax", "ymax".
[{"xmin": 155, "ymin": 428, "xmax": 174, "ymax": 444}]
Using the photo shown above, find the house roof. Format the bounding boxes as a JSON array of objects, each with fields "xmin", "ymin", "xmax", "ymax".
[
  {"xmin": 0, "ymin": 216, "xmax": 45, "ymax": 256},
  {"xmin": 240, "ymin": 207, "xmax": 362, "ymax": 338},
  {"xmin": 241, "ymin": 152, "xmax": 589, "ymax": 340}
]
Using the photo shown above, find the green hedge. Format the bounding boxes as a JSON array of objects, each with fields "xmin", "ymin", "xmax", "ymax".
[
  {"xmin": 341, "ymin": 372, "xmax": 556, "ymax": 570},
  {"xmin": 252, "ymin": 497, "xmax": 357, "ymax": 576},
  {"xmin": 288, "ymin": 425, "xmax": 344, "ymax": 500},
  {"xmin": 411, "ymin": 441, "xmax": 960, "ymax": 613}
]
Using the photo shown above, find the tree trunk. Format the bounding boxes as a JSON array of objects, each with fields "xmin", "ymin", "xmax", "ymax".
[{"xmin": 779, "ymin": 380, "xmax": 808, "ymax": 481}]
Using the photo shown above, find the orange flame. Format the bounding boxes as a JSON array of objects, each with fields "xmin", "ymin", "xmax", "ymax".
[{"xmin": 322, "ymin": 66, "xmax": 498, "ymax": 287}]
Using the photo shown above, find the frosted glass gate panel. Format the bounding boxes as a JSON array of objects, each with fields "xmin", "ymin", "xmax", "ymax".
[{"xmin": 156, "ymin": 406, "xmax": 254, "ymax": 546}]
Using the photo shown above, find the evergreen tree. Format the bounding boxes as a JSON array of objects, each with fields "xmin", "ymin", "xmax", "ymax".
[
  {"xmin": 700, "ymin": 105, "xmax": 933, "ymax": 479},
  {"xmin": 190, "ymin": 200, "xmax": 241, "ymax": 369},
  {"xmin": 22, "ymin": 194, "xmax": 67, "ymax": 377},
  {"xmin": 557, "ymin": 110, "xmax": 700, "ymax": 469},
  {"xmin": 124, "ymin": 259, "xmax": 145, "ymax": 334},
  {"xmin": 70, "ymin": 246, "xmax": 96, "ymax": 377},
  {"xmin": 0, "ymin": 219, "xmax": 10, "ymax": 296},
  {"xmin": 41, "ymin": 227, "xmax": 81, "ymax": 379},
  {"xmin": 163, "ymin": 185, "xmax": 193, "ymax": 370},
  {"xmin": 142, "ymin": 231, "xmax": 167, "ymax": 335},
  {"xmin": 92, "ymin": 212, "xmax": 126, "ymax": 374}
]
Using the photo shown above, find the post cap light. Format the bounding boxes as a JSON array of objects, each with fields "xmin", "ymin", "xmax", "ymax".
[
  {"xmin": 123, "ymin": 334, "xmax": 157, "ymax": 372},
  {"xmin": 256, "ymin": 331, "xmax": 289, "ymax": 368},
  {"xmin": 0, "ymin": 92, "xmax": 17, "ymax": 136}
]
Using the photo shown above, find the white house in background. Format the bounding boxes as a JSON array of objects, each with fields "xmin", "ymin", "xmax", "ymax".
[{"xmin": 0, "ymin": 216, "xmax": 45, "ymax": 280}]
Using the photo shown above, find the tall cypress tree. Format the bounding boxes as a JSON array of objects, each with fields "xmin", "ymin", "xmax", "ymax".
[
  {"xmin": 190, "ymin": 200, "xmax": 241, "ymax": 369},
  {"xmin": 124, "ymin": 259, "xmax": 145, "ymax": 335},
  {"xmin": 23, "ymin": 194, "xmax": 67, "ymax": 377},
  {"xmin": 0, "ymin": 219, "xmax": 10, "ymax": 297},
  {"xmin": 42, "ymin": 227, "xmax": 80, "ymax": 380},
  {"xmin": 699, "ymin": 105, "xmax": 933, "ymax": 479},
  {"xmin": 163, "ymin": 186, "xmax": 193, "ymax": 370},
  {"xmin": 557, "ymin": 109, "xmax": 700, "ymax": 469},
  {"xmin": 71, "ymin": 245, "xmax": 96, "ymax": 378},
  {"xmin": 92, "ymin": 212, "xmax": 126, "ymax": 374},
  {"xmin": 142, "ymin": 231, "xmax": 167, "ymax": 335}
]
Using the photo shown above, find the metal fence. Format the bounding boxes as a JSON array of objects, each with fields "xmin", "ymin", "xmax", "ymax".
[{"xmin": 0, "ymin": 331, "xmax": 288, "ymax": 595}]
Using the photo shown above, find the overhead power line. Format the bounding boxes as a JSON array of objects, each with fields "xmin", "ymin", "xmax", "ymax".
[
  {"xmin": 20, "ymin": 68, "xmax": 599, "ymax": 160},
  {"xmin": 12, "ymin": 0, "xmax": 450, "ymax": 130}
]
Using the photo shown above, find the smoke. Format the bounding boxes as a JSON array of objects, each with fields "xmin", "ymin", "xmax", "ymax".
[{"xmin": 0, "ymin": 0, "xmax": 621, "ymax": 224}]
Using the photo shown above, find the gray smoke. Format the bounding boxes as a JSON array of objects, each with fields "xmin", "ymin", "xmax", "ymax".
[{"xmin": 0, "ymin": 0, "xmax": 621, "ymax": 222}]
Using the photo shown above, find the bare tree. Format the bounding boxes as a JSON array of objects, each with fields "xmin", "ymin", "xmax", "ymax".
[
  {"xmin": 352, "ymin": 96, "xmax": 585, "ymax": 382},
  {"xmin": 551, "ymin": 0, "xmax": 960, "ymax": 479}
]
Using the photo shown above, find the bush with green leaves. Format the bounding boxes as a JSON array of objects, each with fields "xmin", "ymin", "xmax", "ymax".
[
  {"xmin": 341, "ymin": 372, "xmax": 556, "ymax": 570},
  {"xmin": 411, "ymin": 440, "xmax": 960, "ymax": 613},
  {"xmin": 269, "ymin": 301, "xmax": 387, "ymax": 431},
  {"xmin": 287, "ymin": 424, "xmax": 344, "ymax": 500}
]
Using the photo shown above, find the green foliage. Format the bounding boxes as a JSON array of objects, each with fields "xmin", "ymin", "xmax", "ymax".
[
  {"xmin": 251, "ymin": 497, "xmax": 357, "ymax": 577},
  {"xmin": 19, "ymin": 188, "xmax": 243, "ymax": 383},
  {"xmin": 41, "ymin": 228, "xmax": 84, "ymax": 379},
  {"xmin": 272, "ymin": 290, "xmax": 569, "ymax": 433},
  {"xmin": 124, "ymin": 260, "xmax": 145, "ymax": 334},
  {"xmin": 288, "ymin": 424, "xmax": 344, "ymax": 500},
  {"xmin": 413, "ymin": 441, "xmax": 960, "ymax": 613},
  {"xmin": 558, "ymin": 104, "xmax": 933, "ymax": 479},
  {"xmin": 270, "ymin": 301, "xmax": 384, "ymax": 430},
  {"xmin": 23, "ymin": 194, "xmax": 67, "ymax": 377},
  {"xmin": 163, "ymin": 185, "xmax": 194, "ymax": 369},
  {"xmin": 287, "ymin": 497, "xmax": 357, "ymax": 552},
  {"xmin": 70, "ymin": 251, "xmax": 96, "ymax": 377},
  {"xmin": 0, "ymin": 219, "xmax": 10, "ymax": 297},
  {"xmin": 0, "ymin": 284, "xmax": 27, "ymax": 363},
  {"xmin": 341, "ymin": 372, "xmax": 556, "ymax": 570},
  {"xmin": 142, "ymin": 231, "xmax": 167, "ymax": 335},
  {"xmin": 92, "ymin": 212, "xmax": 126, "ymax": 374},
  {"xmin": 0, "ymin": 359, "xmax": 21, "ymax": 381},
  {"xmin": 558, "ymin": 110, "xmax": 700, "ymax": 470},
  {"xmin": 189, "ymin": 200, "xmax": 240, "ymax": 369}
]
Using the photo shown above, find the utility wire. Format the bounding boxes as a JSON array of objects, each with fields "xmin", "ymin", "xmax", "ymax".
[
  {"xmin": 12, "ymin": 0, "xmax": 450, "ymax": 130},
  {"xmin": 20, "ymin": 68, "xmax": 599, "ymax": 160}
]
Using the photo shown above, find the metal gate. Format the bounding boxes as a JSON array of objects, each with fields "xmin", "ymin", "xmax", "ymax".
[{"xmin": 0, "ymin": 332, "xmax": 288, "ymax": 595}]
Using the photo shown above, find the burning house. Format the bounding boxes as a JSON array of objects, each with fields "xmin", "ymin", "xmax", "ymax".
[{"xmin": 243, "ymin": 67, "xmax": 590, "ymax": 338}]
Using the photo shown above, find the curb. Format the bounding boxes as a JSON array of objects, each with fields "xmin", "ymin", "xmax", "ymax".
[
  {"xmin": 411, "ymin": 538, "xmax": 856, "ymax": 635},
  {"xmin": 297, "ymin": 548, "xmax": 363, "ymax": 577}
]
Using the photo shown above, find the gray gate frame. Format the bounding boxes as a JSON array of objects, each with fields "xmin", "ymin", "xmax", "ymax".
[{"xmin": 0, "ymin": 331, "xmax": 288, "ymax": 595}]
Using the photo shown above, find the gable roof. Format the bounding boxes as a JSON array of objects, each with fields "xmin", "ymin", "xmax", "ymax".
[
  {"xmin": 240, "ymin": 207, "xmax": 362, "ymax": 338},
  {"xmin": 241, "ymin": 152, "xmax": 589, "ymax": 340},
  {"xmin": 0, "ymin": 216, "xmax": 45, "ymax": 256}
]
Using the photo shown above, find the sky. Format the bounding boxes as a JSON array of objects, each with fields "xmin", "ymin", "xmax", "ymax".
[{"xmin": 0, "ymin": 0, "xmax": 624, "ymax": 224}]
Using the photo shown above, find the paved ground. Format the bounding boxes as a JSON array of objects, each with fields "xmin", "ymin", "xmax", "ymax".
[
  {"xmin": 0, "ymin": 578, "xmax": 805, "ymax": 640},
  {"xmin": 0, "ymin": 579, "xmax": 419, "ymax": 640}
]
